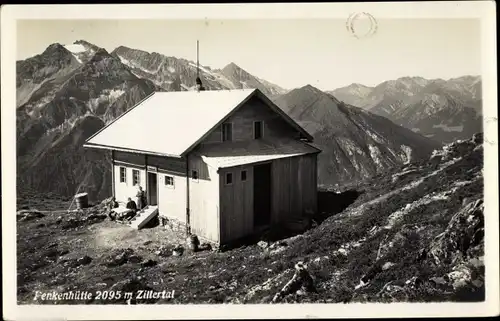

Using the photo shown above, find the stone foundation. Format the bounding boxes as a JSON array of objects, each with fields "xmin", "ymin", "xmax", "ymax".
[
  {"xmin": 159, "ymin": 215, "xmax": 187, "ymax": 236},
  {"xmin": 159, "ymin": 215, "xmax": 220, "ymax": 250}
]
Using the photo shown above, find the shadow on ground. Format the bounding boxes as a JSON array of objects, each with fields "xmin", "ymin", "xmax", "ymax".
[
  {"xmin": 315, "ymin": 189, "xmax": 362, "ymax": 223},
  {"xmin": 219, "ymin": 189, "xmax": 362, "ymax": 251}
]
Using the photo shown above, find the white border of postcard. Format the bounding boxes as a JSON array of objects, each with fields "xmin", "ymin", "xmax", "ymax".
[{"xmin": 1, "ymin": 2, "xmax": 498, "ymax": 320}]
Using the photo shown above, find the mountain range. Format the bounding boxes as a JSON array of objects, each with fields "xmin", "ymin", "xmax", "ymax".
[
  {"xmin": 330, "ymin": 76, "xmax": 482, "ymax": 143},
  {"xmin": 16, "ymin": 40, "xmax": 479, "ymax": 199},
  {"xmin": 111, "ymin": 45, "xmax": 287, "ymax": 96},
  {"xmin": 15, "ymin": 41, "xmax": 287, "ymax": 200},
  {"xmin": 272, "ymin": 85, "xmax": 441, "ymax": 189}
]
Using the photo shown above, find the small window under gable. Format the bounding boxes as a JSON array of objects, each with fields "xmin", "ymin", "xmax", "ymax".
[
  {"xmin": 225, "ymin": 172, "xmax": 233, "ymax": 185},
  {"xmin": 241, "ymin": 170, "xmax": 247, "ymax": 182},
  {"xmin": 119, "ymin": 167, "xmax": 127, "ymax": 183},
  {"xmin": 192, "ymin": 170, "xmax": 199, "ymax": 180},
  {"xmin": 254, "ymin": 121, "xmax": 263, "ymax": 139},
  {"xmin": 222, "ymin": 122, "xmax": 233, "ymax": 142}
]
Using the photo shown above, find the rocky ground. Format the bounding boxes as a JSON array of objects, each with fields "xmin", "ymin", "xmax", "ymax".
[{"xmin": 16, "ymin": 133, "xmax": 484, "ymax": 304}]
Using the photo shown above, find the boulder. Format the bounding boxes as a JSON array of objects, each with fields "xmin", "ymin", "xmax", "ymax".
[
  {"xmin": 429, "ymin": 199, "xmax": 484, "ymax": 265},
  {"xmin": 447, "ymin": 264, "xmax": 472, "ymax": 290},
  {"xmin": 76, "ymin": 255, "xmax": 92, "ymax": 266},
  {"xmin": 272, "ymin": 262, "xmax": 316, "ymax": 303},
  {"xmin": 257, "ymin": 240, "xmax": 269, "ymax": 249}
]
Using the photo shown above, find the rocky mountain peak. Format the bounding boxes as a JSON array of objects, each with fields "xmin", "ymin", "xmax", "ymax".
[
  {"xmin": 43, "ymin": 43, "xmax": 69, "ymax": 55},
  {"xmin": 222, "ymin": 62, "xmax": 249, "ymax": 77},
  {"xmin": 89, "ymin": 47, "xmax": 111, "ymax": 61},
  {"xmin": 223, "ymin": 61, "xmax": 239, "ymax": 70},
  {"xmin": 302, "ymin": 84, "xmax": 322, "ymax": 92}
]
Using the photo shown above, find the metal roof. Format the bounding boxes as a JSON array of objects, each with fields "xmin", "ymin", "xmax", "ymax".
[
  {"xmin": 84, "ymin": 88, "xmax": 314, "ymax": 157},
  {"xmin": 197, "ymin": 138, "xmax": 320, "ymax": 169}
]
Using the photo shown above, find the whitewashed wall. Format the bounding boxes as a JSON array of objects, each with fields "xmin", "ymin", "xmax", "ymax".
[
  {"xmin": 188, "ymin": 155, "xmax": 220, "ymax": 243},
  {"xmin": 157, "ymin": 170, "xmax": 187, "ymax": 223},
  {"xmin": 113, "ymin": 165, "xmax": 147, "ymax": 204}
]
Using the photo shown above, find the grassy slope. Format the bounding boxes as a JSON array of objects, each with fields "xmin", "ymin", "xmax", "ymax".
[{"xmin": 16, "ymin": 135, "xmax": 484, "ymax": 304}]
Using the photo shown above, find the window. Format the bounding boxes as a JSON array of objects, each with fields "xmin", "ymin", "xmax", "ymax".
[
  {"xmin": 119, "ymin": 167, "xmax": 127, "ymax": 183},
  {"xmin": 192, "ymin": 170, "xmax": 199, "ymax": 180},
  {"xmin": 225, "ymin": 172, "xmax": 233, "ymax": 185},
  {"xmin": 254, "ymin": 121, "xmax": 263, "ymax": 139},
  {"xmin": 165, "ymin": 175, "xmax": 174, "ymax": 187},
  {"xmin": 241, "ymin": 170, "xmax": 247, "ymax": 182},
  {"xmin": 132, "ymin": 169, "xmax": 140, "ymax": 186},
  {"xmin": 222, "ymin": 122, "xmax": 233, "ymax": 142}
]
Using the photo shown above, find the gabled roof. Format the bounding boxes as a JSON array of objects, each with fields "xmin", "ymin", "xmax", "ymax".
[{"xmin": 84, "ymin": 88, "xmax": 313, "ymax": 157}]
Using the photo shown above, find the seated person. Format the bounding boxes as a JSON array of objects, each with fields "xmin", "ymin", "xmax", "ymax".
[
  {"xmin": 107, "ymin": 197, "xmax": 119, "ymax": 220},
  {"xmin": 117, "ymin": 197, "xmax": 137, "ymax": 221}
]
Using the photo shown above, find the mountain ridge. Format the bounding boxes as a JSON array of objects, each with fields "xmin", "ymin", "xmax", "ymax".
[
  {"xmin": 330, "ymin": 76, "xmax": 482, "ymax": 143},
  {"xmin": 273, "ymin": 84, "xmax": 441, "ymax": 190}
]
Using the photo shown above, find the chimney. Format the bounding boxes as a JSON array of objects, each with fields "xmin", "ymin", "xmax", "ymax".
[{"xmin": 196, "ymin": 40, "xmax": 205, "ymax": 92}]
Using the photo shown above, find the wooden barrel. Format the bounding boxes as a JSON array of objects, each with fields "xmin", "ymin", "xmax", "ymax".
[
  {"xmin": 186, "ymin": 235, "xmax": 200, "ymax": 252},
  {"xmin": 74, "ymin": 192, "xmax": 89, "ymax": 209}
]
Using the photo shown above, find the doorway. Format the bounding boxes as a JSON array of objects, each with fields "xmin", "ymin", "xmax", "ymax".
[
  {"xmin": 148, "ymin": 172, "xmax": 158, "ymax": 206},
  {"xmin": 253, "ymin": 162, "xmax": 272, "ymax": 227}
]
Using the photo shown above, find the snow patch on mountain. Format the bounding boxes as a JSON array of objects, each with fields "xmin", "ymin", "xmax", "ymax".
[
  {"xmin": 400, "ymin": 145, "xmax": 413, "ymax": 164},
  {"xmin": 86, "ymin": 89, "xmax": 125, "ymax": 113},
  {"xmin": 188, "ymin": 62, "xmax": 212, "ymax": 75},
  {"xmin": 366, "ymin": 130, "xmax": 385, "ymax": 144},
  {"xmin": 64, "ymin": 44, "xmax": 87, "ymax": 54},
  {"xmin": 341, "ymin": 138, "xmax": 365, "ymax": 156},
  {"xmin": 368, "ymin": 145, "xmax": 383, "ymax": 168},
  {"xmin": 118, "ymin": 55, "xmax": 132, "ymax": 67},
  {"xmin": 118, "ymin": 55, "xmax": 161, "ymax": 74}
]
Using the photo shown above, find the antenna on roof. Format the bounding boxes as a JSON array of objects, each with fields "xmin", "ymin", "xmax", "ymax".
[{"xmin": 195, "ymin": 40, "xmax": 205, "ymax": 92}]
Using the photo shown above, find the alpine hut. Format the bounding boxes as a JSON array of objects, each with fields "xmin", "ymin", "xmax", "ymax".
[{"xmin": 83, "ymin": 88, "xmax": 321, "ymax": 246}]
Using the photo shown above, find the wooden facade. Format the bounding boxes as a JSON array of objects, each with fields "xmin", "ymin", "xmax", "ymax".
[
  {"xmin": 200, "ymin": 95, "xmax": 301, "ymax": 146},
  {"xmin": 218, "ymin": 153, "xmax": 318, "ymax": 244}
]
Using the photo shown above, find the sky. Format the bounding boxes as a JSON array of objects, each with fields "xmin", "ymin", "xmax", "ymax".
[{"xmin": 16, "ymin": 18, "xmax": 481, "ymax": 91}]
